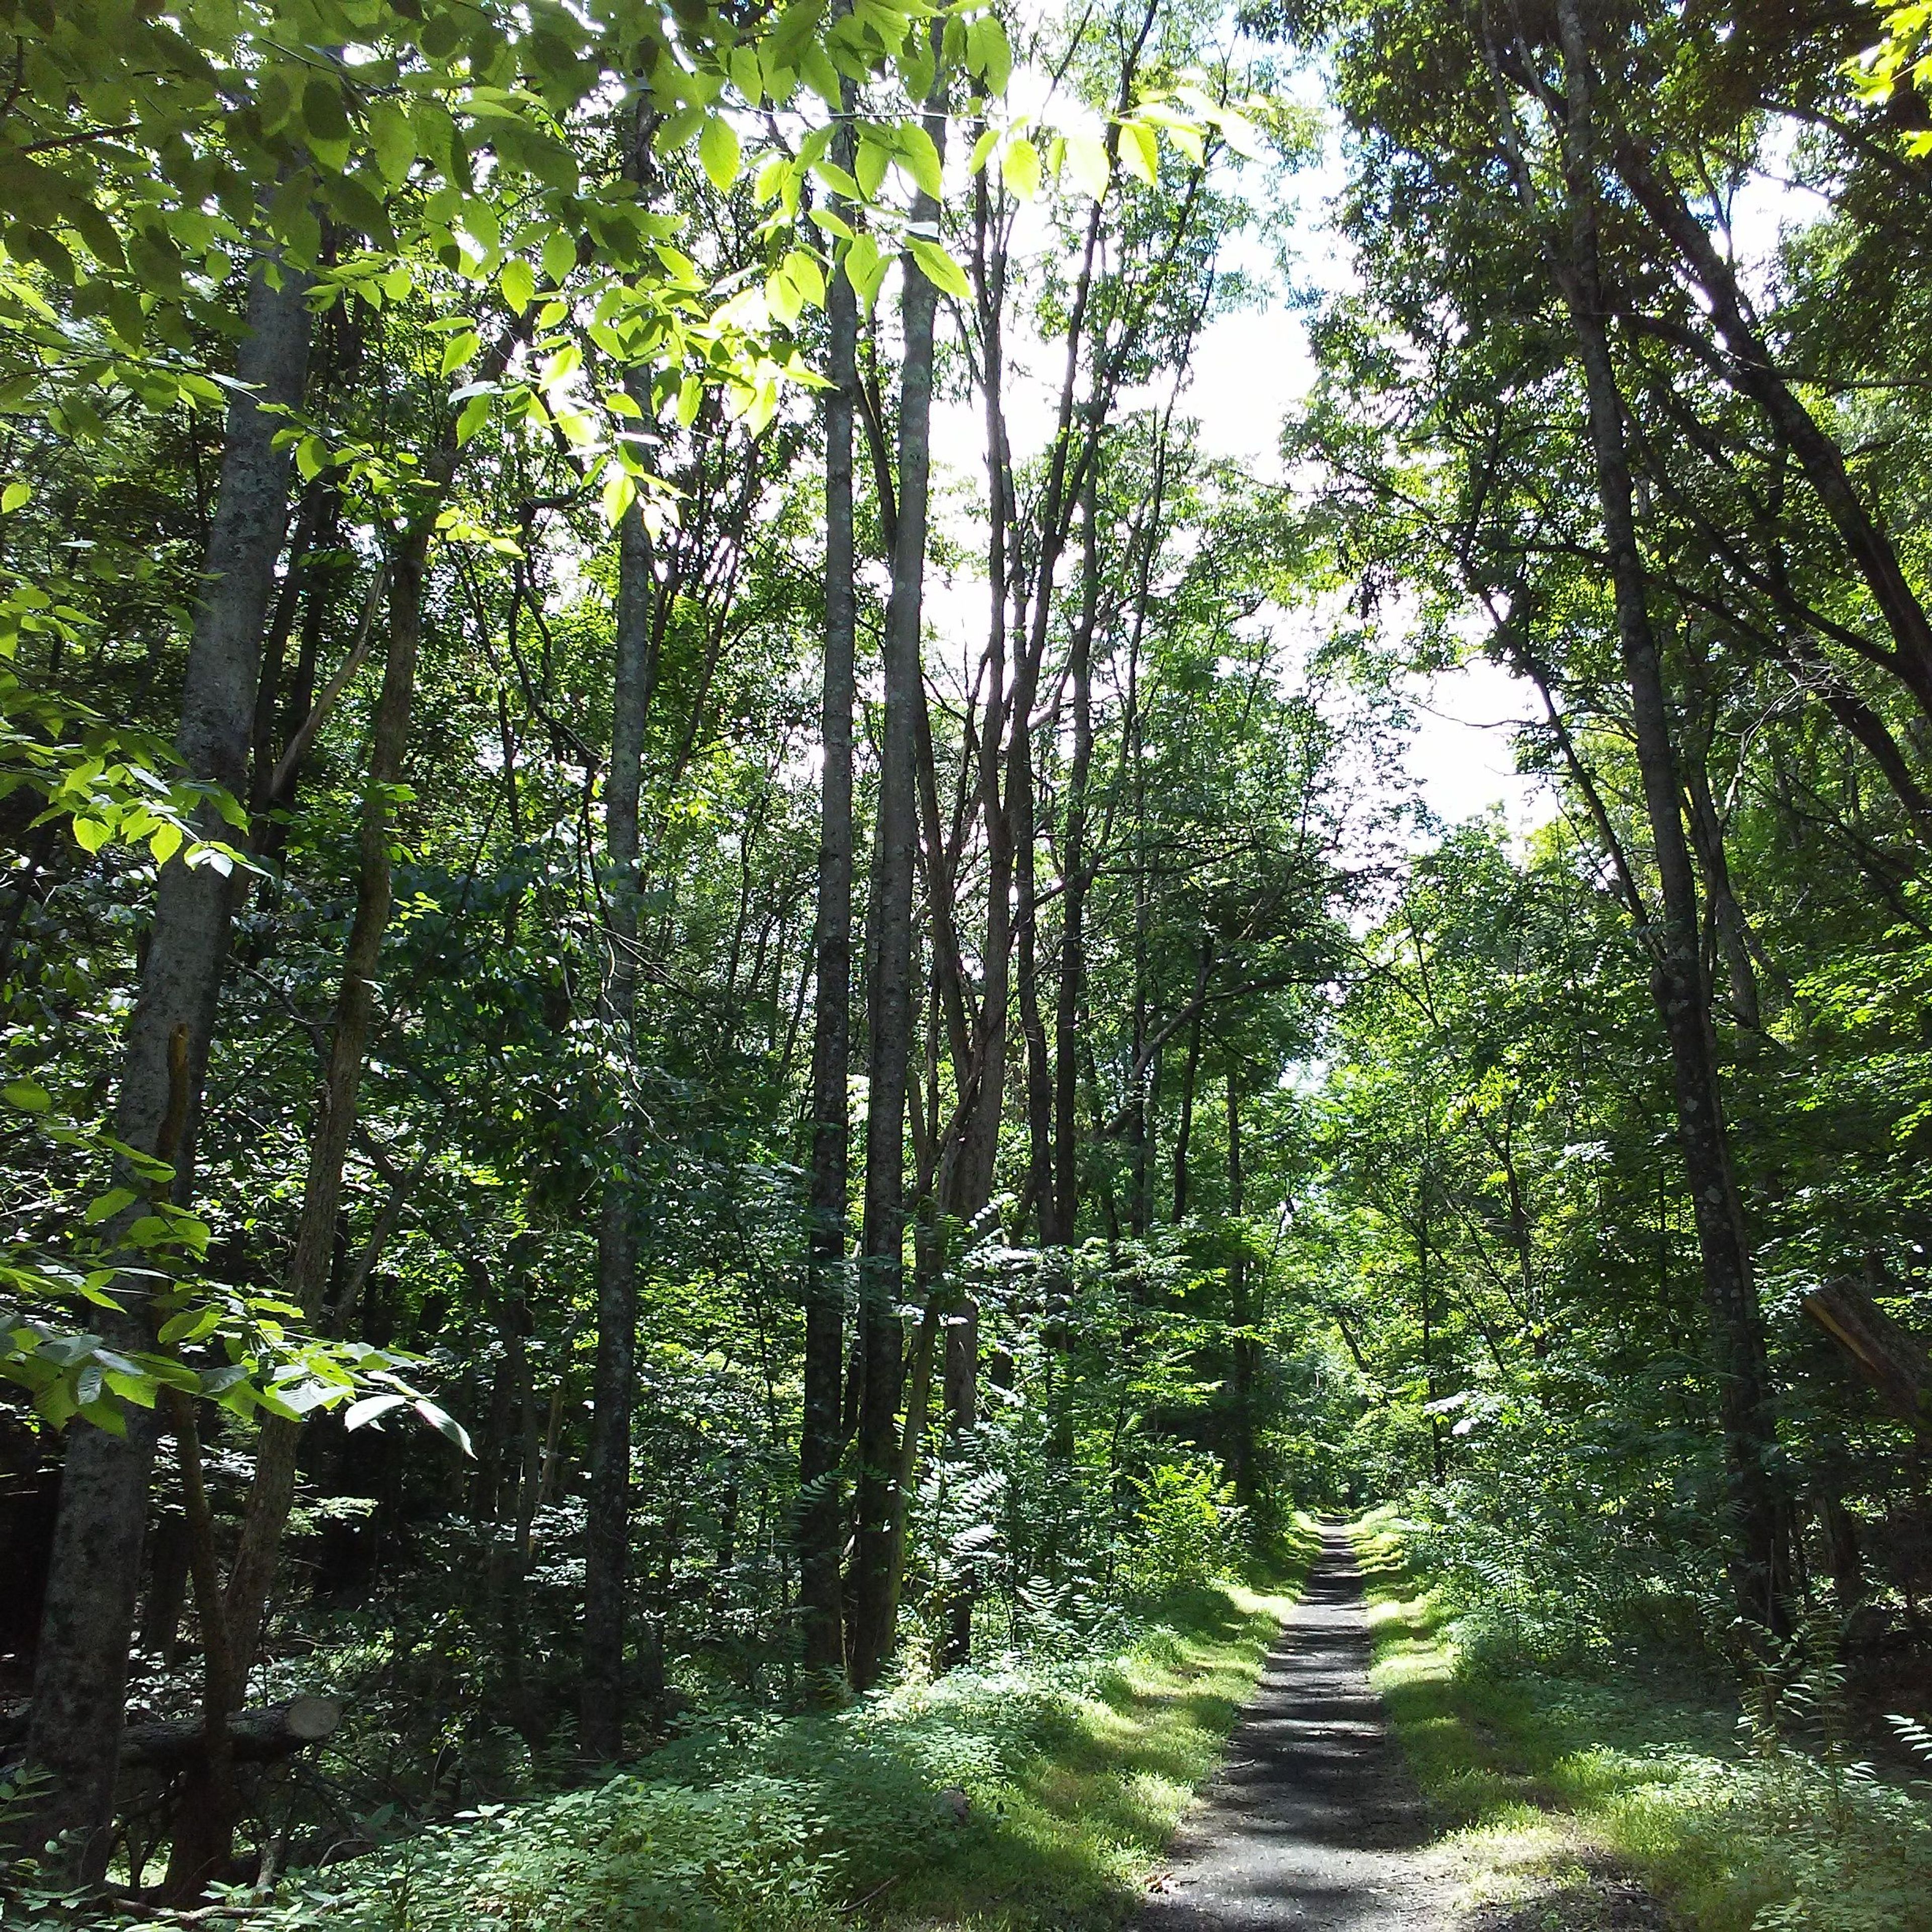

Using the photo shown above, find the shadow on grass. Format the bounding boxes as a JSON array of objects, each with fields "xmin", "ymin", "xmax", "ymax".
[
  {"xmin": 293, "ymin": 1549, "xmax": 1314, "ymax": 1932},
  {"xmin": 882, "ymin": 1578, "xmax": 1303, "ymax": 1932},
  {"xmin": 1347, "ymin": 1513, "xmax": 1932, "ymax": 1932}
]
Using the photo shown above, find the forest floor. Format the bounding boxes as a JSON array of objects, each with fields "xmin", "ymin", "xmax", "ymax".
[
  {"xmin": 1135, "ymin": 1522, "xmax": 1678, "ymax": 1931},
  {"xmin": 1347, "ymin": 1513, "xmax": 1932, "ymax": 1932},
  {"xmin": 1137, "ymin": 1522, "xmax": 1449, "ymax": 1931}
]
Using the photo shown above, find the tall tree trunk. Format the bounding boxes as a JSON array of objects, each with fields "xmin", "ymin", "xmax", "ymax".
[
  {"xmin": 580, "ymin": 485, "xmax": 655, "ymax": 1759},
  {"xmin": 22, "ymin": 260, "xmax": 310, "ymax": 1877},
  {"xmin": 954, "ymin": 173, "xmax": 1014, "ymax": 1220},
  {"xmin": 849, "ymin": 60, "xmax": 945, "ymax": 1690},
  {"xmin": 938, "ymin": 1273, "xmax": 978, "ymax": 1669},
  {"xmin": 1225, "ymin": 1077, "xmax": 1259, "ymax": 1516},
  {"xmin": 218, "ymin": 312, "xmax": 526, "ymax": 1711},
  {"xmin": 1508, "ymin": 0, "xmax": 1789, "ymax": 1627},
  {"xmin": 221, "ymin": 517, "xmax": 433, "ymax": 1692},
  {"xmin": 799, "ymin": 69, "xmax": 859, "ymax": 1685},
  {"xmin": 1608, "ymin": 138, "xmax": 1932, "ymax": 714},
  {"xmin": 1014, "ymin": 750, "xmax": 1053, "ymax": 1233},
  {"xmin": 1171, "ymin": 940, "xmax": 1210, "ymax": 1223},
  {"xmin": 157, "ymin": 1394, "xmax": 237, "ymax": 1901},
  {"xmin": 1418, "ymin": 1161, "xmax": 1443, "ymax": 1485},
  {"xmin": 1049, "ymin": 472, "xmax": 1099, "ymax": 1247}
]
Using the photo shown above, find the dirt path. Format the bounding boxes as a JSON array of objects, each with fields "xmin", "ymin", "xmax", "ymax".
[{"xmin": 1139, "ymin": 1524, "xmax": 1447, "ymax": 1932}]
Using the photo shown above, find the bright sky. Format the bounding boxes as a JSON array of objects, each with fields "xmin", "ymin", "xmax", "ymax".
[{"xmin": 921, "ymin": 62, "xmax": 1553, "ymax": 845}]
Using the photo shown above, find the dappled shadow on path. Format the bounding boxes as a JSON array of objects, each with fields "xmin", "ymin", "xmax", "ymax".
[{"xmin": 1136, "ymin": 1524, "xmax": 1445, "ymax": 1931}]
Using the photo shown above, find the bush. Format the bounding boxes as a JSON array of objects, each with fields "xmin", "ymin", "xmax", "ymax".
[{"xmin": 1126, "ymin": 1457, "xmax": 1238, "ymax": 1600}]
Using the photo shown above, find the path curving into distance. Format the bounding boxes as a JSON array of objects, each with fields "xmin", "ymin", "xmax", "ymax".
[{"xmin": 1139, "ymin": 1523, "xmax": 1447, "ymax": 1932}]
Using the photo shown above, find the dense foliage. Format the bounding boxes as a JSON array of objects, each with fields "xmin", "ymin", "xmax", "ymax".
[{"xmin": 4, "ymin": 0, "xmax": 1932, "ymax": 1924}]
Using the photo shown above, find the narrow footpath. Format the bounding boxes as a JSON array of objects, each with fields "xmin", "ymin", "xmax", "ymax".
[{"xmin": 1139, "ymin": 1524, "xmax": 1446, "ymax": 1932}]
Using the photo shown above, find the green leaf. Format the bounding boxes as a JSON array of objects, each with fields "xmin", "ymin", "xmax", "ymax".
[
  {"xmin": 698, "ymin": 115, "xmax": 742, "ymax": 193},
  {"xmin": 84, "ymin": 1186, "xmax": 139, "ymax": 1225},
  {"xmin": 908, "ymin": 236, "xmax": 971, "ymax": 300},
  {"xmin": 782, "ymin": 248, "xmax": 827, "ymax": 309},
  {"xmin": 302, "ymin": 77, "xmax": 350, "ymax": 145},
  {"xmin": 456, "ymin": 391, "xmax": 494, "ymax": 446},
  {"xmin": 440, "ymin": 330, "xmax": 481, "ymax": 376},
  {"xmin": 158, "ymin": 1306, "xmax": 221, "ymax": 1344},
  {"xmin": 369, "ymin": 100, "xmax": 416, "ymax": 186},
  {"xmin": 843, "ymin": 231, "xmax": 887, "ymax": 307},
  {"xmin": 1065, "ymin": 132, "xmax": 1112, "ymax": 200},
  {"xmin": 968, "ymin": 15, "xmax": 1012, "ymax": 93},
  {"xmin": 765, "ymin": 264, "xmax": 804, "ymax": 327},
  {"xmin": 601, "ymin": 466, "xmax": 637, "ymax": 526},
  {"xmin": 1119, "ymin": 120, "xmax": 1159, "ymax": 185},
  {"xmin": 105, "ymin": 1370, "xmax": 158, "ymax": 1408},
  {"xmin": 71, "ymin": 817, "xmax": 110, "ymax": 855},
  {"xmin": 898, "ymin": 125, "xmax": 944, "ymax": 199},
  {"xmin": 500, "ymin": 258, "xmax": 536, "ymax": 315},
  {"xmin": 1, "ymin": 480, "xmax": 29, "ymax": 513},
  {"xmin": 3, "ymin": 1079, "xmax": 50, "ymax": 1113},
  {"xmin": 802, "ymin": 43, "xmax": 843, "ymax": 107},
  {"xmin": 1003, "ymin": 134, "xmax": 1039, "ymax": 202},
  {"xmin": 541, "ymin": 229, "xmax": 577, "ymax": 284},
  {"xmin": 855, "ymin": 136, "xmax": 890, "ymax": 200}
]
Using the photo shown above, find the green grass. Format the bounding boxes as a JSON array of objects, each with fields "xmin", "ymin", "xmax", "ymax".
[
  {"xmin": 885, "ymin": 1541, "xmax": 1317, "ymax": 1929},
  {"xmin": 186, "ymin": 1529, "xmax": 1317, "ymax": 1932},
  {"xmin": 1351, "ymin": 1507, "xmax": 1932, "ymax": 1932}
]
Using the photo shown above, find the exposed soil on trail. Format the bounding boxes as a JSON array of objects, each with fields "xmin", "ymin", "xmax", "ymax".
[
  {"xmin": 1460, "ymin": 1856, "xmax": 1671, "ymax": 1931},
  {"xmin": 1137, "ymin": 1524, "xmax": 1447, "ymax": 1930},
  {"xmin": 1137, "ymin": 1526, "xmax": 1673, "ymax": 1932}
]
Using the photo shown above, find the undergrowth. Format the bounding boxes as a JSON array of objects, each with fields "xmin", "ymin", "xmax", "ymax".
[
  {"xmin": 13, "ymin": 1522, "xmax": 1314, "ymax": 1932},
  {"xmin": 1353, "ymin": 1507, "xmax": 1932, "ymax": 1932}
]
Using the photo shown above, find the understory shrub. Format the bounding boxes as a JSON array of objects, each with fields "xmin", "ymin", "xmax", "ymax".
[{"xmin": 111, "ymin": 1655, "xmax": 1132, "ymax": 1932}]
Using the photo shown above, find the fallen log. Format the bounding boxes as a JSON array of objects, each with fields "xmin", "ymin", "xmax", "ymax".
[
  {"xmin": 1803, "ymin": 1278, "xmax": 1932, "ymax": 1439},
  {"xmin": 120, "ymin": 1695, "xmax": 343, "ymax": 1771}
]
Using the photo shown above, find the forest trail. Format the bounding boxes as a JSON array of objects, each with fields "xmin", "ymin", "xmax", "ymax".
[{"xmin": 1139, "ymin": 1524, "xmax": 1447, "ymax": 1932}]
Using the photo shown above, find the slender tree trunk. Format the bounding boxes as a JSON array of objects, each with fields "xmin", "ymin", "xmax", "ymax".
[
  {"xmin": 938, "ymin": 1274, "xmax": 978, "ymax": 1668},
  {"xmin": 1534, "ymin": 0, "xmax": 1789, "ymax": 1627},
  {"xmin": 799, "ymin": 68, "xmax": 859, "ymax": 1684},
  {"xmin": 955, "ymin": 173, "xmax": 1013, "ymax": 1219},
  {"xmin": 22, "ymin": 260, "xmax": 310, "ymax": 1877},
  {"xmin": 222, "ymin": 518, "xmax": 433, "ymax": 1687},
  {"xmin": 1418, "ymin": 1166, "xmax": 1443, "ymax": 1485},
  {"xmin": 581, "ymin": 484, "xmax": 655, "ymax": 1759},
  {"xmin": 1609, "ymin": 138, "xmax": 1932, "ymax": 713},
  {"xmin": 1049, "ymin": 474, "xmax": 1099, "ymax": 1247},
  {"xmin": 1685, "ymin": 762, "xmax": 1763, "ymax": 1030},
  {"xmin": 1226, "ymin": 1077, "xmax": 1259, "ymax": 1516},
  {"xmin": 1171, "ymin": 941, "xmax": 1210, "ymax": 1223},
  {"xmin": 850, "ymin": 59, "xmax": 945, "ymax": 1689},
  {"xmin": 1128, "ymin": 641, "xmax": 1152, "ymax": 1243},
  {"xmin": 1014, "ymin": 750, "xmax": 1053, "ymax": 1233},
  {"xmin": 220, "ymin": 314, "xmax": 523, "ymax": 1691},
  {"xmin": 158, "ymin": 1394, "xmax": 237, "ymax": 1901}
]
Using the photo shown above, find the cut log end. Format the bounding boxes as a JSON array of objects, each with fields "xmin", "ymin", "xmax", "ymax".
[{"xmin": 121, "ymin": 1696, "xmax": 345, "ymax": 1770}]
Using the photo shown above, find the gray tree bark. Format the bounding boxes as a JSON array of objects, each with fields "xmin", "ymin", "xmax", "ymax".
[
  {"xmin": 799, "ymin": 64, "xmax": 860, "ymax": 1685},
  {"xmin": 1534, "ymin": 0, "xmax": 1789, "ymax": 1627},
  {"xmin": 22, "ymin": 260, "xmax": 310, "ymax": 1878},
  {"xmin": 580, "ymin": 480, "xmax": 656, "ymax": 1759},
  {"xmin": 849, "ymin": 60, "xmax": 946, "ymax": 1690}
]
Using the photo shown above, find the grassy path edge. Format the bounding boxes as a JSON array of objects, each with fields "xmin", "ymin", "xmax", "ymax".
[
  {"xmin": 1350, "ymin": 1507, "xmax": 1932, "ymax": 1932},
  {"xmin": 886, "ymin": 1523, "xmax": 1320, "ymax": 1930}
]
